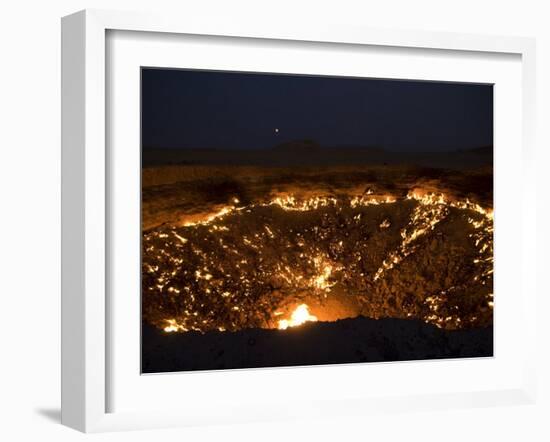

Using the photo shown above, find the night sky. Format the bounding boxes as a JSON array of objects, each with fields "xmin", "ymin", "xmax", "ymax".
[{"xmin": 142, "ymin": 68, "xmax": 493, "ymax": 152}]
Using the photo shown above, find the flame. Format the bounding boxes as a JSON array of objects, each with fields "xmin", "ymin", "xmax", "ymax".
[
  {"xmin": 268, "ymin": 195, "xmax": 338, "ymax": 211},
  {"xmin": 312, "ymin": 264, "xmax": 333, "ymax": 290},
  {"xmin": 277, "ymin": 304, "xmax": 318, "ymax": 330},
  {"xmin": 163, "ymin": 318, "xmax": 188, "ymax": 332},
  {"xmin": 311, "ymin": 256, "xmax": 337, "ymax": 292},
  {"xmin": 183, "ymin": 206, "xmax": 235, "ymax": 227},
  {"xmin": 351, "ymin": 194, "xmax": 396, "ymax": 207},
  {"xmin": 145, "ymin": 190, "xmax": 493, "ymax": 333}
]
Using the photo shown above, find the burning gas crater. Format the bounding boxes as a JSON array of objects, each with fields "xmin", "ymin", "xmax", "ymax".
[{"xmin": 142, "ymin": 190, "xmax": 493, "ymax": 334}]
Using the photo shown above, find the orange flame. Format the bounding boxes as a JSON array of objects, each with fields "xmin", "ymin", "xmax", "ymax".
[{"xmin": 277, "ymin": 304, "xmax": 318, "ymax": 330}]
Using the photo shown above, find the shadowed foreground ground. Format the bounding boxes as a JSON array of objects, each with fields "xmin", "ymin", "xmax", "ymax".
[{"xmin": 142, "ymin": 316, "xmax": 493, "ymax": 373}]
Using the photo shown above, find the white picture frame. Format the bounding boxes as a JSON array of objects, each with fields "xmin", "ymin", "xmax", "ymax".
[{"xmin": 61, "ymin": 9, "xmax": 537, "ymax": 433}]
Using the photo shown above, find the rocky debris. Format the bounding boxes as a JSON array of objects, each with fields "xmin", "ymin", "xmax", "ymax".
[{"xmin": 141, "ymin": 317, "xmax": 493, "ymax": 372}]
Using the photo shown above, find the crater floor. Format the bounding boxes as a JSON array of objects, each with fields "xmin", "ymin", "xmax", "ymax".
[{"xmin": 142, "ymin": 189, "xmax": 493, "ymax": 333}]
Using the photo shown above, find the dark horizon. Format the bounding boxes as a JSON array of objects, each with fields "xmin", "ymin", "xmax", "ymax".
[
  {"xmin": 141, "ymin": 68, "xmax": 493, "ymax": 153},
  {"xmin": 141, "ymin": 144, "xmax": 493, "ymax": 153}
]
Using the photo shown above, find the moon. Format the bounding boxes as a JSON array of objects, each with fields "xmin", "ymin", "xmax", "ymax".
[{"xmin": 274, "ymin": 128, "xmax": 279, "ymax": 133}]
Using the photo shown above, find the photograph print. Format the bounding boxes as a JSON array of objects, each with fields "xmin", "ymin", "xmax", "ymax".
[{"xmin": 140, "ymin": 68, "xmax": 494, "ymax": 373}]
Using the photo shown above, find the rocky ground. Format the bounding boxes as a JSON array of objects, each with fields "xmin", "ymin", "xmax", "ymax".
[{"xmin": 142, "ymin": 317, "xmax": 493, "ymax": 373}]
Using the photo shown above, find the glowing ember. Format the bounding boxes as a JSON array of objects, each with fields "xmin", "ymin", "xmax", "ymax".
[{"xmin": 278, "ymin": 304, "xmax": 318, "ymax": 330}]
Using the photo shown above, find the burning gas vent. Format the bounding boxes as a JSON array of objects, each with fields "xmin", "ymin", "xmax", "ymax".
[{"xmin": 142, "ymin": 191, "xmax": 493, "ymax": 334}]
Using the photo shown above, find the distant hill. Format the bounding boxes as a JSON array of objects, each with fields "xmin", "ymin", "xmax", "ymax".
[
  {"xmin": 272, "ymin": 140, "xmax": 386, "ymax": 154},
  {"xmin": 458, "ymin": 145, "xmax": 493, "ymax": 155},
  {"xmin": 142, "ymin": 145, "xmax": 494, "ymax": 170},
  {"xmin": 272, "ymin": 139, "xmax": 322, "ymax": 153}
]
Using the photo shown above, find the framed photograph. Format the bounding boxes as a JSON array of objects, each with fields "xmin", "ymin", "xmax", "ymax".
[{"xmin": 61, "ymin": 9, "xmax": 537, "ymax": 432}]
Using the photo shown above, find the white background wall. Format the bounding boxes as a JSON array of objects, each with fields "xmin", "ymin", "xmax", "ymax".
[{"xmin": 0, "ymin": 0, "xmax": 548, "ymax": 440}]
